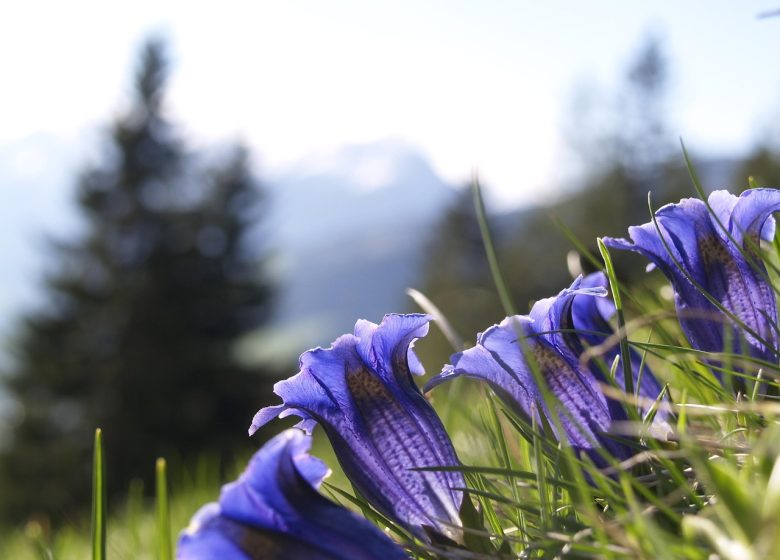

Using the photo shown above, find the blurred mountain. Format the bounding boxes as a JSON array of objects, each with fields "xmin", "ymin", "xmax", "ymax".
[
  {"xmin": 0, "ymin": 134, "xmax": 744, "ymax": 370},
  {"xmin": 269, "ymin": 139, "xmax": 451, "ymax": 248},
  {"xmin": 242, "ymin": 139, "xmax": 456, "ymax": 365}
]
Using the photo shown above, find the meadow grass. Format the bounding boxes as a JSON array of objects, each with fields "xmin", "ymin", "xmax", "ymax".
[
  {"xmin": 4, "ymin": 314, "xmax": 780, "ymax": 559},
  {"xmin": 5, "ymin": 181, "xmax": 780, "ymax": 558},
  {"xmin": 0, "ymin": 431, "xmax": 356, "ymax": 560}
]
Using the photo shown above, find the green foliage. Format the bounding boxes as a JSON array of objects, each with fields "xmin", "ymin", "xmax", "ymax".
[
  {"xmin": 0, "ymin": 36, "xmax": 277, "ymax": 523},
  {"xmin": 0, "ymin": 453, "xmax": 231, "ymax": 560}
]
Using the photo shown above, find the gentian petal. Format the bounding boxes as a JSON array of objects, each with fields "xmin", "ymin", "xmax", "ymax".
[
  {"xmin": 428, "ymin": 279, "xmax": 636, "ymax": 463},
  {"xmin": 603, "ymin": 220, "xmax": 684, "ymax": 283},
  {"xmin": 250, "ymin": 314, "xmax": 464, "ymax": 541},
  {"xmin": 527, "ymin": 276, "xmax": 606, "ymax": 344},
  {"xmin": 426, "ymin": 316, "xmax": 541, "ymax": 423},
  {"xmin": 653, "ymin": 198, "xmax": 714, "ymax": 286},
  {"xmin": 177, "ymin": 430, "xmax": 408, "ymax": 560},
  {"xmin": 722, "ymin": 188, "xmax": 780, "ymax": 245},
  {"xmin": 576, "ymin": 271, "xmax": 618, "ymax": 325},
  {"xmin": 178, "ymin": 505, "xmax": 249, "ymax": 559},
  {"xmin": 708, "ymin": 190, "xmax": 739, "ymax": 230}
]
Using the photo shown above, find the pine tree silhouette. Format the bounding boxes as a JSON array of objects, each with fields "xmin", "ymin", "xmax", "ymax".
[{"xmin": 0, "ymin": 37, "xmax": 277, "ymax": 522}]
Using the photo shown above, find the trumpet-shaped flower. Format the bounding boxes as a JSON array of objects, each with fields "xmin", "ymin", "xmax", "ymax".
[
  {"xmin": 426, "ymin": 276, "xmax": 667, "ymax": 462},
  {"xmin": 249, "ymin": 314, "xmax": 464, "ymax": 541},
  {"xmin": 177, "ymin": 429, "xmax": 407, "ymax": 560},
  {"xmin": 603, "ymin": 189, "xmax": 780, "ymax": 365}
]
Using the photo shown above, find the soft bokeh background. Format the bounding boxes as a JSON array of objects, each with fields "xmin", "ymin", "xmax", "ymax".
[{"xmin": 3, "ymin": 0, "xmax": 780, "ymax": 526}]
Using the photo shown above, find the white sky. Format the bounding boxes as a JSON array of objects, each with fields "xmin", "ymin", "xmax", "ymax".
[{"xmin": 2, "ymin": 1, "xmax": 780, "ymax": 208}]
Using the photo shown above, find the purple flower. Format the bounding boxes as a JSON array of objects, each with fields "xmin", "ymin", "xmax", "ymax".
[
  {"xmin": 426, "ymin": 276, "xmax": 667, "ymax": 463},
  {"xmin": 177, "ymin": 429, "xmax": 408, "ymax": 560},
  {"xmin": 249, "ymin": 314, "xmax": 464, "ymax": 541},
  {"xmin": 603, "ymin": 189, "xmax": 780, "ymax": 366}
]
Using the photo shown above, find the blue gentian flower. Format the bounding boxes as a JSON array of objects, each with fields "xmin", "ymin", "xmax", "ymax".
[
  {"xmin": 426, "ymin": 276, "xmax": 667, "ymax": 462},
  {"xmin": 177, "ymin": 429, "xmax": 408, "ymax": 560},
  {"xmin": 603, "ymin": 189, "xmax": 780, "ymax": 366},
  {"xmin": 249, "ymin": 314, "xmax": 464, "ymax": 541}
]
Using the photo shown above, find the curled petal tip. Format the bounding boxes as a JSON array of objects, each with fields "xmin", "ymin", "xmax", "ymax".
[
  {"xmin": 424, "ymin": 364, "xmax": 459, "ymax": 393},
  {"xmin": 292, "ymin": 417, "xmax": 318, "ymax": 434},
  {"xmin": 569, "ymin": 285, "xmax": 608, "ymax": 298},
  {"xmin": 601, "ymin": 235, "xmax": 633, "ymax": 250},
  {"xmin": 248, "ymin": 404, "xmax": 288, "ymax": 437}
]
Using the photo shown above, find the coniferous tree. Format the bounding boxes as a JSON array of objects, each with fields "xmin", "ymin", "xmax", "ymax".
[{"xmin": 0, "ymin": 37, "xmax": 276, "ymax": 522}]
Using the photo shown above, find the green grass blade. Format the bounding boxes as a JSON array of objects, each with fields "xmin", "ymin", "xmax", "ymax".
[
  {"xmin": 598, "ymin": 238, "xmax": 636, "ymax": 399},
  {"xmin": 551, "ymin": 213, "xmax": 604, "ymax": 272},
  {"xmin": 156, "ymin": 458, "xmax": 172, "ymax": 560},
  {"xmin": 679, "ymin": 138, "xmax": 706, "ymax": 199},
  {"xmin": 531, "ymin": 414, "xmax": 550, "ymax": 528},
  {"xmin": 91, "ymin": 428, "xmax": 106, "ymax": 560},
  {"xmin": 472, "ymin": 175, "xmax": 516, "ymax": 316},
  {"xmin": 126, "ymin": 478, "xmax": 145, "ymax": 554},
  {"xmin": 411, "ymin": 464, "xmax": 577, "ymax": 491},
  {"xmin": 406, "ymin": 287, "xmax": 464, "ymax": 351},
  {"xmin": 487, "ymin": 397, "xmax": 523, "ymax": 531}
]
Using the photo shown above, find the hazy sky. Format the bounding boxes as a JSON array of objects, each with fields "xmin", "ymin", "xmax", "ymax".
[
  {"xmin": 3, "ymin": 1, "xmax": 780, "ymax": 430},
  {"xmin": 4, "ymin": 1, "xmax": 780, "ymax": 209}
]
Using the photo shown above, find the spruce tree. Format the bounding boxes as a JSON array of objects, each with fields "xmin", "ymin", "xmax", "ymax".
[{"xmin": 0, "ymin": 37, "xmax": 275, "ymax": 522}]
